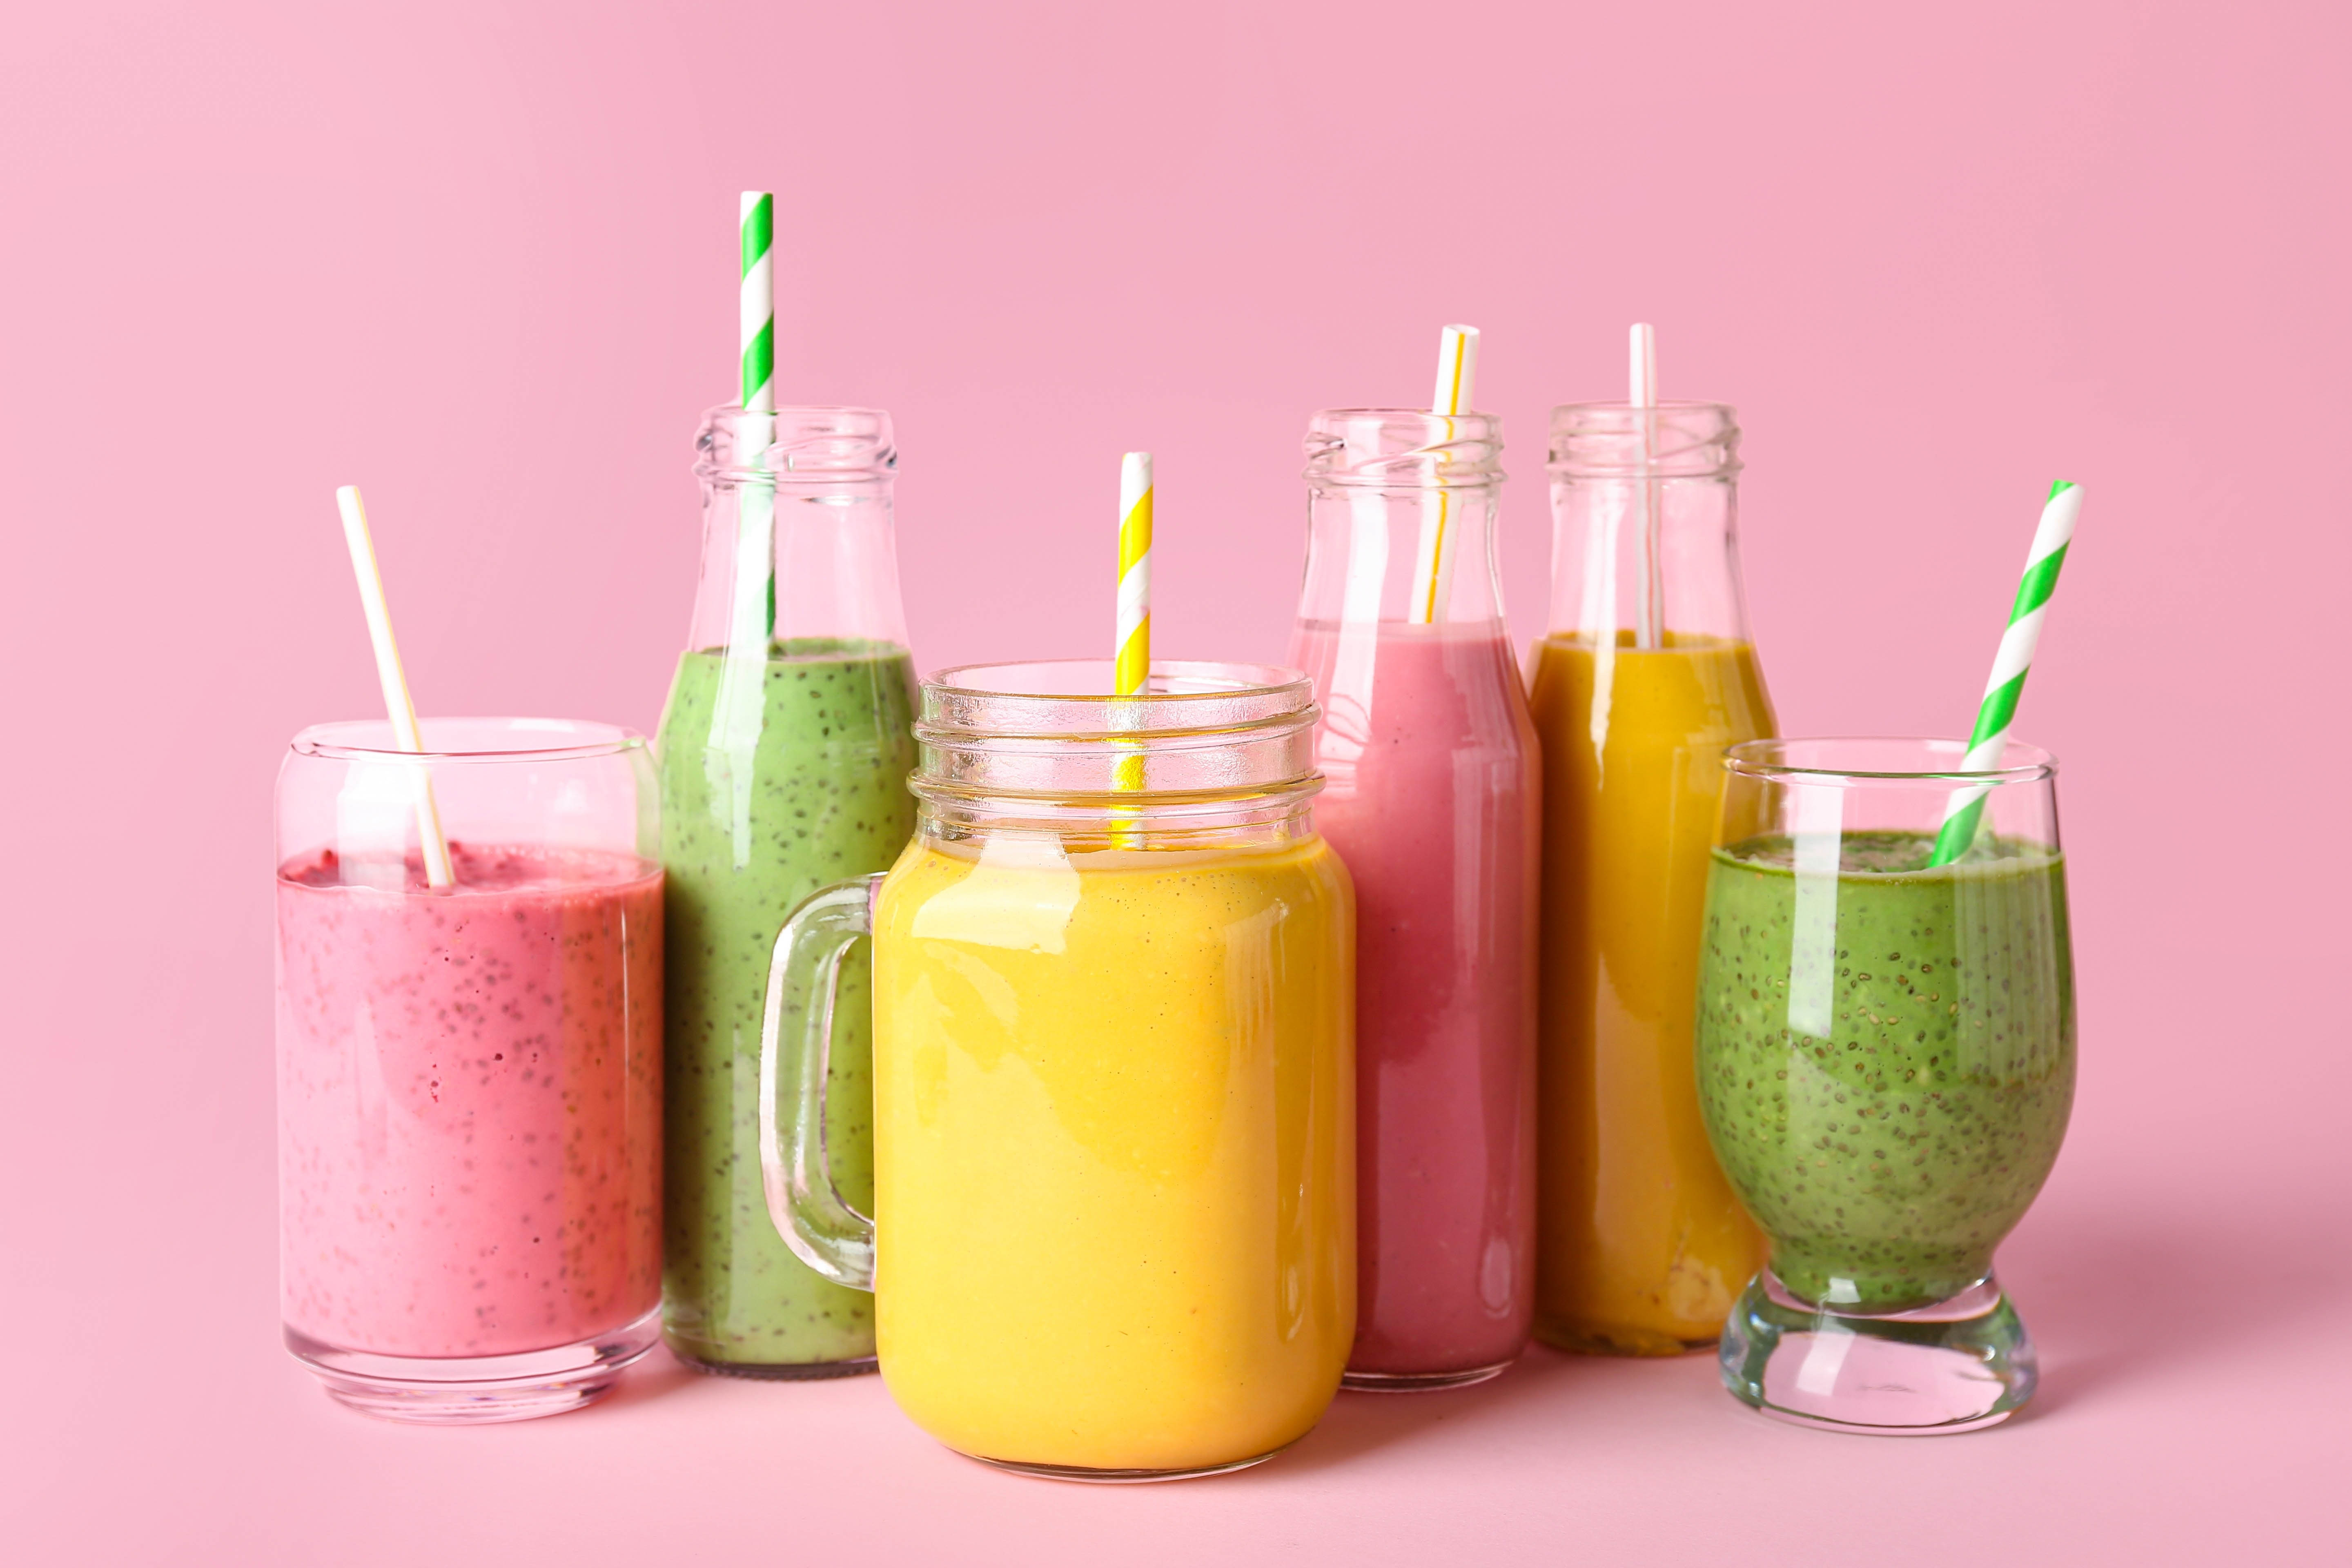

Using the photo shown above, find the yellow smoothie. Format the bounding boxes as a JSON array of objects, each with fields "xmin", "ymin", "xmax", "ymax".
[
  {"xmin": 870, "ymin": 831, "xmax": 1356, "ymax": 1472},
  {"xmin": 1528, "ymin": 632, "xmax": 1775, "ymax": 1354}
]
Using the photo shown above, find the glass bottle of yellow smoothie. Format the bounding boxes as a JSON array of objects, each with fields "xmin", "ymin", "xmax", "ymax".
[{"xmin": 1529, "ymin": 400, "xmax": 1775, "ymax": 1354}]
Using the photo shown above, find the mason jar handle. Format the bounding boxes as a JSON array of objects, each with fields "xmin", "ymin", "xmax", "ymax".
[{"xmin": 757, "ymin": 873, "xmax": 882, "ymax": 1292}]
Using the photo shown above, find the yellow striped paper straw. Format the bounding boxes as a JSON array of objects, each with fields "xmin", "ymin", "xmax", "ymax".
[
  {"xmin": 1113, "ymin": 452, "xmax": 1154, "ymax": 799},
  {"xmin": 1408, "ymin": 324, "xmax": 1479, "ymax": 624}
]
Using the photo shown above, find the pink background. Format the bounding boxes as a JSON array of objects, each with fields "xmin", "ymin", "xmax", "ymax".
[{"xmin": 3, "ymin": 1, "xmax": 2341, "ymax": 1561}]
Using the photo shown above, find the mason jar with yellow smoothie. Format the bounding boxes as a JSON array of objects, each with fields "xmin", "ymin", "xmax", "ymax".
[
  {"xmin": 758, "ymin": 659, "xmax": 1356, "ymax": 1479},
  {"xmin": 1529, "ymin": 397, "xmax": 1775, "ymax": 1355}
]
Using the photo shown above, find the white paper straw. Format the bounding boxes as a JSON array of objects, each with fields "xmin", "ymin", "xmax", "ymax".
[
  {"xmin": 334, "ymin": 485, "xmax": 454, "ymax": 888},
  {"xmin": 1630, "ymin": 322, "xmax": 1664, "ymax": 650}
]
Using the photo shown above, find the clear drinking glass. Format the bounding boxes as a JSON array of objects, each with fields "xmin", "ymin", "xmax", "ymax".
[
  {"xmin": 1696, "ymin": 737, "xmax": 2075, "ymax": 1433},
  {"xmin": 1530, "ymin": 401, "xmax": 1777, "ymax": 1354},
  {"xmin": 275, "ymin": 719, "xmax": 664, "ymax": 1422},
  {"xmin": 655, "ymin": 404, "xmax": 918, "ymax": 1377},
  {"xmin": 1285, "ymin": 410, "xmax": 1538, "ymax": 1389},
  {"xmin": 760, "ymin": 662, "xmax": 1356, "ymax": 1480}
]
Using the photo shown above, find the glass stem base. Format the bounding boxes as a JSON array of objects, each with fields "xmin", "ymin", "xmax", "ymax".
[
  {"xmin": 1719, "ymin": 1270, "xmax": 2037, "ymax": 1434},
  {"xmin": 1341, "ymin": 1358, "xmax": 1515, "ymax": 1393},
  {"xmin": 285, "ymin": 1306, "xmax": 662, "ymax": 1424}
]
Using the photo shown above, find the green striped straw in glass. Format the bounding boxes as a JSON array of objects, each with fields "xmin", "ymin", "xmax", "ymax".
[
  {"xmin": 741, "ymin": 191, "xmax": 775, "ymax": 417},
  {"xmin": 709, "ymin": 192, "xmax": 780, "ymax": 860},
  {"xmin": 1928, "ymin": 480, "xmax": 2084, "ymax": 866},
  {"xmin": 733, "ymin": 190, "xmax": 777, "ymax": 642}
]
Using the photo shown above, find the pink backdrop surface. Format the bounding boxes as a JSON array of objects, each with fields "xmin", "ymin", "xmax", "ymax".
[{"xmin": 2, "ymin": 1, "xmax": 2341, "ymax": 1562}]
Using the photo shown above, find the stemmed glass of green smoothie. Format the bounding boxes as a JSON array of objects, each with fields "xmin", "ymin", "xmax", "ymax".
[{"xmin": 1695, "ymin": 737, "xmax": 2074, "ymax": 1433}]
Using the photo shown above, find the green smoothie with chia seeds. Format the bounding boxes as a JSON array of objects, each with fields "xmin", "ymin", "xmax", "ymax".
[
  {"xmin": 658, "ymin": 638, "xmax": 918, "ymax": 1372},
  {"xmin": 1695, "ymin": 831, "xmax": 2074, "ymax": 1312}
]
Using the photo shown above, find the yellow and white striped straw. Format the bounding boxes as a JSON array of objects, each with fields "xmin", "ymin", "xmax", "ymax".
[
  {"xmin": 1408, "ymin": 324, "xmax": 1479, "ymax": 624},
  {"xmin": 1113, "ymin": 452, "xmax": 1154, "ymax": 797},
  {"xmin": 1114, "ymin": 452, "xmax": 1154, "ymax": 692}
]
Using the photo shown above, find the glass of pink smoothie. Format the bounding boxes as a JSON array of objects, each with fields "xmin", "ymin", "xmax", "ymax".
[
  {"xmin": 1286, "ymin": 410, "xmax": 1540, "ymax": 1389},
  {"xmin": 275, "ymin": 718, "xmax": 664, "ymax": 1422}
]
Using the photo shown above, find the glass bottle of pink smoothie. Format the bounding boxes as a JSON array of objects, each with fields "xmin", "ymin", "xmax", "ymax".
[
  {"xmin": 1285, "ymin": 409, "xmax": 1540, "ymax": 1389},
  {"xmin": 275, "ymin": 718, "xmax": 664, "ymax": 1421}
]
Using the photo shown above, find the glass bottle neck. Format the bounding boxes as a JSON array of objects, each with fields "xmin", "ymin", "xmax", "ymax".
[
  {"xmin": 1294, "ymin": 409, "xmax": 1507, "ymax": 630},
  {"xmin": 686, "ymin": 405, "xmax": 909, "ymax": 655},
  {"xmin": 1544, "ymin": 401, "xmax": 1752, "ymax": 647},
  {"xmin": 1296, "ymin": 483, "xmax": 1506, "ymax": 630}
]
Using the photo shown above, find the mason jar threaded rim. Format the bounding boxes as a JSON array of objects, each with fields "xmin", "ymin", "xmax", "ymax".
[{"xmin": 911, "ymin": 659, "xmax": 1323, "ymax": 818}]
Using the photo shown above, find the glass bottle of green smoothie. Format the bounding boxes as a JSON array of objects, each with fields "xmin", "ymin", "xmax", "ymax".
[{"xmin": 657, "ymin": 404, "xmax": 918, "ymax": 1376}]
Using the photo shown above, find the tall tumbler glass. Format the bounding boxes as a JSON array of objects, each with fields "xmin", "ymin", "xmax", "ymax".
[
  {"xmin": 276, "ymin": 719, "xmax": 664, "ymax": 1422},
  {"xmin": 762, "ymin": 662, "xmax": 1356, "ymax": 1479},
  {"xmin": 1696, "ymin": 738, "xmax": 2075, "ymax": 1433},
  {"xmin": 1285, "ymin": 410, "xmax": 1539, "ymax": 1389},
  {"xmin": 656, "ymin": 404, "xmax": 919, "ymax": 1376}
]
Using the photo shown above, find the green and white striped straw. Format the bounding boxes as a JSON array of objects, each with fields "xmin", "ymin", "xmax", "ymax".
[
  {"xmin": 1928, "ymin": 480, "xmax": 2084, "ymax": 866},
  {"xmin": 710, "ymin": 192, "xmax": 780, "ymax": 863},
  {"xmin": 733, "ymin": 190, "xmax": 777, "ymax": 641},
  {"xmin": 741, "ymin": 191, "xmax": 775, "ymax": 416}
]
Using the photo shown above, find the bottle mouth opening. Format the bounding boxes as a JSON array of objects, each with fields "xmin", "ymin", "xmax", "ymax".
[
  {"xmin": 1302, "ymin": 407, "xmax": 1504, "ymax": 488},
  {"xmin": 1552, "ymin": 399, "xmax": 1735, "ymax": 416},
  {"xmin": 1548, "ymin": 400, "xmax": 1740, "ymax": 478},
  {"xmin": 695, "ymin": 403, "xmax": 896, "ymax": 481}
]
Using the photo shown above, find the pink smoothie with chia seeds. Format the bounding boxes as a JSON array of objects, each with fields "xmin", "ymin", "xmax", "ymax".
[
  {"xmin": 1288, "ymin": 619, "xmax": 1540, "ymax": 1379},
  {"xmin": 276, "ymin": 843, "xmax": 664, "ymax": 1360}
]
